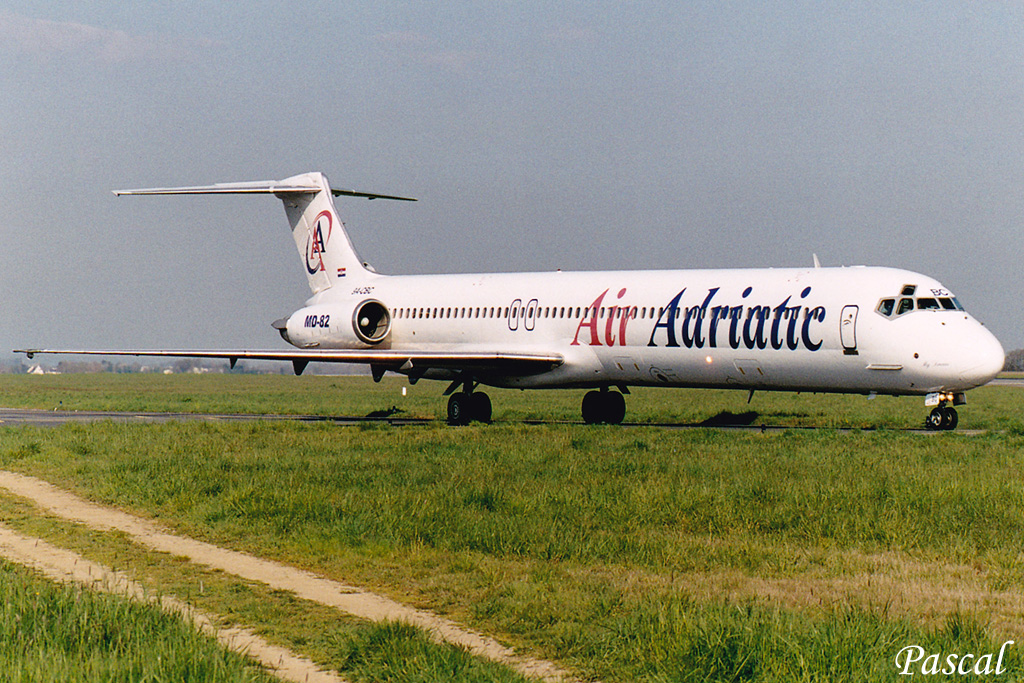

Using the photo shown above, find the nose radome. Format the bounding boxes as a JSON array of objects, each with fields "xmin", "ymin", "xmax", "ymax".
[{"xmin": 958, "ymin": 327, "xmax": 1004, "ymax": 388}]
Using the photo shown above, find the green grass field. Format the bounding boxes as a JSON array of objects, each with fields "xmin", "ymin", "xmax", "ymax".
[
  {"xmin": 1, "ymin": 374, "xmax": 1023, "ymax": 681},
  {"xmin": 0, "ymin": 559, "xmax": 277, "ymax": 683}
]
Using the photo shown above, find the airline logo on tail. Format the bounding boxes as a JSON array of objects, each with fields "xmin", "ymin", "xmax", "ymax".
[{"xmin": 305, "ymin": 210, "xmax": 332, "ymax": 274}]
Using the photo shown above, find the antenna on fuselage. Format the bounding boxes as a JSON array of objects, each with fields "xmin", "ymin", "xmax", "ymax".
[{"xmin": 812, "ymin": 254, "xmax": 822, "ymax": 268}]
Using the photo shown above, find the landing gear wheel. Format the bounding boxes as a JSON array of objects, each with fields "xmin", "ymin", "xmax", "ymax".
[
  {"xmin": 605, "ymin": 391, "xmax": 626, "ymax": 425},
  {"xmin": 582, "ymin": 391, "xmax": 603, "ymax": 424},
  {"xmin": 471, "ymin": 392, "xmax": 492, "ymax": 423},
  {"xmin": 447, "ymin": 391, "xmax": 491, "ymax": 425},
  {"xmin": 581, "ymin": 390, "xmax": 627, "ymax": 425},
  {"xmin": 447, "ymin": 392, "xmax": 472, "ymax": 426},
  {"xmin": 926, "ymin": 406, "xmax": 959, "ymax": 431}
]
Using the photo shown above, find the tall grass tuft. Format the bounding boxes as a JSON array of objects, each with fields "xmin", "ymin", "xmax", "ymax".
[
  {"xmin": 332, "ymin": 621, "xmax": 530, "ymax": 683},
  {"xmin": 0, "ymin": 561, "xmax": 275, "ymax": 682}
]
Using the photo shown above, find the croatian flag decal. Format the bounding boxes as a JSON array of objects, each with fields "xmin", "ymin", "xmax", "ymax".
[{"xmin": 337, "ymin": 268, "xmax": 346, "ymax": 278}]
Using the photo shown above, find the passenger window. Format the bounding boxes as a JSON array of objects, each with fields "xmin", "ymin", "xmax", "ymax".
[
  {"xmin": 896, "ymin": 298, "xmax": 914, "ymax": 315},
  {"xmin": 877, "ymin": 299, "xmax": 895, "ymax": 317},
  {"xmin": 917, "ymin": 298, "xmax": 940, "ymax": 310}
]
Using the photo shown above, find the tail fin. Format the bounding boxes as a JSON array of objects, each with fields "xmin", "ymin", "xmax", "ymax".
[{"xmin": 114, "ymin": 172, "xmax": 416, "ymax": 294}]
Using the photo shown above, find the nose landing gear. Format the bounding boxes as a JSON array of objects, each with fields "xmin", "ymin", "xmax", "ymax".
[
  {"xmin": 924, "ymin": 392, "xmax": 964, "ymax": 431},
  {"xmin": 925, "ymin": 405, "xmax": 959, "ymax": 431}
]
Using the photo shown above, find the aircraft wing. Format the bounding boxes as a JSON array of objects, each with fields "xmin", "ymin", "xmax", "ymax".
[{"xmin": 14, "ymin": 348, "xmax": 563, "ymax": 377}]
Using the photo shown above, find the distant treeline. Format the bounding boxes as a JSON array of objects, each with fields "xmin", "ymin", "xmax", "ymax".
[
  {"xmin": 1005, "ymin": 349, "xmax": 1024, "ymax": 372},
  {"xmin": 0, "ymin": 358, "xmax": 361, "ymax": 376}
]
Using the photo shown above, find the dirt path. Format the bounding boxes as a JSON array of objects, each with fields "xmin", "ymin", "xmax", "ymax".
[
  {"xmin": 0, "ymin": 522, "xmax": 347, "ymax": 683},
  {"xmin": 0, "ymin": 470, "xmax": 580, "ymax": 683}
]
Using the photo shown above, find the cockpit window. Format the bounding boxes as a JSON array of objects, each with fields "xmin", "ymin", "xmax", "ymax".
[
  {"xmin": 901, "ymin": 285, "xmax": 917, "ymax": 296},
  {"xmin": 876, "ymin": 290, "xmax": 965, "ymax": 320}
]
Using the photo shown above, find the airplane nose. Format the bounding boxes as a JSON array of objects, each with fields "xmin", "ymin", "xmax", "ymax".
[{"xmin": 958, "ymin": 327, "xmax": 1004, "ymax": 388}]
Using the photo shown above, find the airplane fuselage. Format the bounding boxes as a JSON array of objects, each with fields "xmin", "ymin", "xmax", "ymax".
[{"xmin": 281, "ymin": 265, "xmax": 1003, "ymax": 397}]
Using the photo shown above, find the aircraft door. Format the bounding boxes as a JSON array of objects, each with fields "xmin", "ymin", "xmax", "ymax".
[
  {"xmin": 840, "ymin": 305, "xmax": 858, "ymax": 354},
  {"xmin": 508, "ymin": 299, "xmax": 522, "ymax": 331},
  {"xmin": 524, "ymin": 299, "xmax": 538, "ymax": 331}
]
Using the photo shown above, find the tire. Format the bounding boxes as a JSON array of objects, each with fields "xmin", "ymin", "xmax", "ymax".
[
  {"xmin": 926, "ymin": 408, "xmax": 944, "ymax": 431},
  {"xmin": 581, "ymin": 391, "xmax": 603, "ymax": 424},
  {"xmin": 447, "ymin": 392, "xmax": 471, "ymax": 426},
  {"xmin": 942, "ymin": 407, "xmax": 959, "ymax": 431},
  {"xmin": 605, "ymin": 391, "xmax": 626, "ymax": 425},
  {"xmin": 470, "ymin": 392, "xmax": 492, "ymax": 423},
  {"xmin": 582, "ymin": 390, "xmax": 626, "ymax": 425}
]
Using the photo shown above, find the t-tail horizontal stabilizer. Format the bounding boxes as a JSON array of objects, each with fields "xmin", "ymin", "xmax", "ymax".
[
  {"xmin": 112, "ymin": 172, "xmax": 416, "ymax": 294},
  {"xmin": 113, "ymin": 181, "xmax": 417, "ymax": 202}
]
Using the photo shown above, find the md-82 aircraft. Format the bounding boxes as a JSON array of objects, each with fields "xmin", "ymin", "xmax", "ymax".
[{"xmin": 18, "ymin": 172, "xmax": 1004, "ymax": 429}]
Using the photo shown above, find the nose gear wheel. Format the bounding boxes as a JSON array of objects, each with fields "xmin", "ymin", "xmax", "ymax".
[{"xmin": 925, "ymin": 406, "xmax": 958, "ymax": 431}]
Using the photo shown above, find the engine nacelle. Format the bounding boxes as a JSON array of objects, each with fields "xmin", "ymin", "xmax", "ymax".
[
  {"xmin": 274, "ymin": 299, "xmax": 391, "ymax": 348},
  {"xmin": 351, "ymin": 299, "xmax": 391, "ymax": 344}
]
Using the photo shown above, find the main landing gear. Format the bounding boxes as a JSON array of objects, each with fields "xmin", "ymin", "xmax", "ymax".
[
  {"xmin": 581, "ymin": 388, "xmax": 626, "ymax": 425},
  {"xmin": 445, "ymin": 381, "xmax": 492, "ymax": 426},
  {"xmin": 925, "ymin": 405, "xmax": 958, "ymax": 431}
]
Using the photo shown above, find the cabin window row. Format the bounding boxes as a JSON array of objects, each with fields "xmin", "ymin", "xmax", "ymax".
[
  {"xmin": 392, "ymin": 306, "xmax": 650, "ymax": 320},
  {"xmin": 392, "ymin": 305, "xmax": 829, "ymax": 321}
]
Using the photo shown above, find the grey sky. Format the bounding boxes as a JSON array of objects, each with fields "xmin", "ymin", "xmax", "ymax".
[{"xmin": 2, "ymin": 2, "xmax": 1022, "ymax": 354}]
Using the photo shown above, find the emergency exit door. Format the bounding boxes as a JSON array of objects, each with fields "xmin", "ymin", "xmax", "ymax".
[{"xmin": 840, "ymin": 305, "xmax": 858, "ymax": 355}]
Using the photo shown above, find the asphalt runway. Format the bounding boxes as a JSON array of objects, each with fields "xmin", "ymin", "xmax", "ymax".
[
  {"xmin": 0, "ymin": 407, "xmax": 985, "ymax": 434},
  {"xmin": 987, "ymin": 377, "xmax": 1024, "ymax": 387},
  {"xmin": 0, "ymin": 408, "xmax": 430, "ymax": 428}
]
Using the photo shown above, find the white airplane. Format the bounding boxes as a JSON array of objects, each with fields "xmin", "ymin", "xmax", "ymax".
[{"xmin": 18, "ymin": 172, "xmax": 1004, "ymax": 430}]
